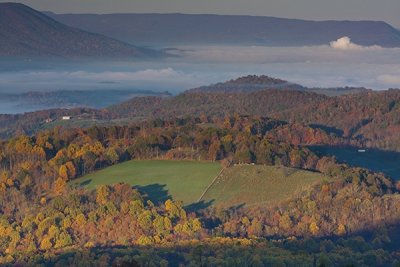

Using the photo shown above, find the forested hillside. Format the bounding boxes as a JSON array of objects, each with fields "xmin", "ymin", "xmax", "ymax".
[
  {"xmin": 108, "ymin": 89, "xmax": 328, "ymax": 118},
  {"xmin": 1, "ymin": 115, "xmax": 400, "ymax": 265},
  {"xmin": 277, "ymin": 89, "xmax": 400, "ymax": 150},
  {"xmin": 3, "ymin": 75, "xmax": 400, "ymax": 153}
]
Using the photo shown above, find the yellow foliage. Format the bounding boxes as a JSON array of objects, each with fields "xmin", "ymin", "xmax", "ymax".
[
  {"xmin": 239, "ymin": 238, "xmax": 253, "ymax": 246},
  {"xmin": 0, "ymin": 183, "xmax": 6, "ymax": 192},
  {"xmin": 40, "ymin": 197, "xmax": 47, "ymax": 205},
  {"xmin": 20, "ymin": 161, "xmax": 33, "ymax": 172},
  {"xmin": 84, "ymin": 241, "xmax": 95, "ymax": 248},
  {"xmin": 75, "ymin": 213, "xmax": 86, "ymax": 226},
  {"xmin": 39, "ymin": 237, "xmax": 53, "ymax": 250},
  {"xmin": 65, "ymin": 161, "xmax": 76, "ymax": 179},
  {"xmin": 336, "ymin": 223, "xmax": 346, "ymax": 236},
  {"xmin": 0, "ymin": 171, "xmax": 8, "ymax": 183},
  {"xmin": 136, "ymin": 235, "xmax": 154, "ymax": 246},
  {"xmin": 54, "ymin": 177, "xmax": 66, "ymax": 195},
  {"xmin": 96, "ymin": 185, "xmax": 110, "ymax": 205},
  {"xmin": 309, "ymin": 222, "xmax": 320, "ymax": 235},
  {"xmin": 48, "ymin": 225, "xmax": 59, "ymax": 239},
  {"xmin": 241, "ymin": 216, "xmax": 250, "ymax": 226},
  {"xmin": 32, "ymin": 146, "xmax": 46, "ymax": 159},
  {"xmin": 321, "ymin": 184, "xmax": 330, "ymax": 193},
  {"xmin": 62, "ymin": 217, "xmax": 72, "ymax": 229},
  {"xmin": 192, "ymin": 218, "xmax": 202, "ymax": 232},
  {"xmin": 164, "ymin": 217, "xmax": 172, "ymax": 230},
  {"xmin": 6, "ymin": 178, "xmax": 14, "ymax": 187},
  {"xmin": 58, "ymin": 165, "xmax": 69, "ymax": 180}
]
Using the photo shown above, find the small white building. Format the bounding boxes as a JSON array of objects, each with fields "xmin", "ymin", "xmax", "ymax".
[{"xmin": 62, "ymin": 116, "xmax": 71, "ymax": 120}]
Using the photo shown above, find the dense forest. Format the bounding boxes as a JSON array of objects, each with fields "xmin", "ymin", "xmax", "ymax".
[{"xmin": 1, "ymin": 115, "xmax": 400, "ymax": 266}]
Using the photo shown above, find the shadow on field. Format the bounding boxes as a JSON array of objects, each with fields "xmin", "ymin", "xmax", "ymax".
[
  {"xmin": 186, "ymin": 200, "xmax": 214, "ymax": 212},
  {"xmin": 79, "ymin": 179, "xmax": 92, "ymax": 186},
  {"xmin": 136, "ymin": 184, "xmax": 170, "ymax": 204}
]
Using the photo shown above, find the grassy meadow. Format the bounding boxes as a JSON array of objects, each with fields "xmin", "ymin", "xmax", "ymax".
[
  {"xmin": 74, "ymin": 160, "xmax": 327, "ymax": 209},
  {"xmin": 73, "ymin": 160, "xmax": 222, "ymax": 205},
  {"xmin": 202, "ymin": 164, "xmax": 327, "ymax": 208}
]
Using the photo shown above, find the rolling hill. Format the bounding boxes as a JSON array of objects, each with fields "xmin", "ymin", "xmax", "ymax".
[
  {"xmin": 0, "ymin": 3, "xmax": 157, "ymax": 58},
  {"xmin": 48, "ymin": 12, "xmax": 400, "ymax": 47},
  {"xmin": 107, "ymin": 89, "xmax": 328, "ymax": 118},
  {"xmin": 188, "ymin": 75, "xmax": 369, "ymax": 95},
  {"xmin": 188, "ymin": 75, "xmax": 305, "ymax": 93}
]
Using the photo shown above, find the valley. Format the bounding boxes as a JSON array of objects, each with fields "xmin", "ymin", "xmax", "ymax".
[{"xmin": 1, "ymin": 2, "xmax": 400, "ymax": 266}]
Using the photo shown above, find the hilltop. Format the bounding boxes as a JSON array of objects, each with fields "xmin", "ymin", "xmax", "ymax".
[
  {"xmin": 188, "ymin": 75, "xmax": 368, "ymax": 95},
  {"xmin": 188, "ymin": 75, "xmax": 305, "ymax": 93},
  {"xmin": 0, "ymin": 3, "xmax": 157, "ymax": 58}
]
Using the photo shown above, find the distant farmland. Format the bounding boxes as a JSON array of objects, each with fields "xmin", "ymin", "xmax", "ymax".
[{"xmin": 74, "ymin": 160, "xmax": 327, "ymax": 209}]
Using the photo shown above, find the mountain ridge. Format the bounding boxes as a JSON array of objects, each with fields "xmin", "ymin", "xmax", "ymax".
[
  {"xmin": 0, "ymin": 3, "xmax": 158, "ymax": 58},
  {"xmin": 47, "ymin": 12, "xmax": 400, "ymax": 47}
]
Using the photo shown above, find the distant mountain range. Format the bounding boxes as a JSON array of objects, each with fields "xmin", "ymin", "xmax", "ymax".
[
  {"xmin": 47, "ymin": 13, "xmax": 400, "ymax": 47},
  {"xmin": 0, "ymin": 3, "xmax": 158, "ymax": 58}
]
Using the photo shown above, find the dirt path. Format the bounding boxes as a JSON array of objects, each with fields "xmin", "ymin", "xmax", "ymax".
[{"xmin": 197, "ymin": 167, "xmax": 226, "ymax": 202}]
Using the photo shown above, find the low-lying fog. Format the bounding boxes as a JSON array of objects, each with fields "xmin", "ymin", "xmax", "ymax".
[{"xmin": 1, "ymin": 40, "xmax": 400, "ymax": 114}]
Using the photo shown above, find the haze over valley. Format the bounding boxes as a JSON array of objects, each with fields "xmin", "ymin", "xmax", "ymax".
[{"xmin": 1, "ymin": 3, "xmax": 400, "ymax": 114}]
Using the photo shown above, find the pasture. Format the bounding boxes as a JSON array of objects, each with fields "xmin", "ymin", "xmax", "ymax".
[
  {"xmin": 73, "ymin": 160, "xmax": 221, "ymax": 205},
  {"xmin": 201, "ymin": 164, "xmax": 327, "ymax": 208},
  {"xmin": 74, "ymin": 160, "xmax": 327, "ymax": 209}
]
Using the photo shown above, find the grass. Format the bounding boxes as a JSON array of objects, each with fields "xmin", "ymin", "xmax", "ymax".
[
  {"xmin": 202, "ymin": 165, "xmax": 327, "ymax": 208},
  {"xmin": 73, "ymin": 160, "xmax": 222, "ymax": 205},
  {"xmin": 73, "ymin": 160, "xmax": 327, "ymax": 209}
]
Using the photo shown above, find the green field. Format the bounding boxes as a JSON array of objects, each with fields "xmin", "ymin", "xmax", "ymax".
[
  {"xmin": 73, "ymin": 160, "xmax": 222, "ymax": 205},
  {"xmin": 202, "ymin": 165, "xmax": 327, "ymax": 208},
  {"xmin": 74, "ymin": 160, "xmax": 327, "ymax": 208}
]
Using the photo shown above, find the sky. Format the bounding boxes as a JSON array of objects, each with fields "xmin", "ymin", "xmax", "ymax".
[{"xmin": 2, "ymin": 0, "xmax": 400, "ymax": 28}]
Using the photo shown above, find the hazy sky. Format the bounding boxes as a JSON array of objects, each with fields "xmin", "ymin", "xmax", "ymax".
[{"xmin": 2, "ymin": 0, "xmax": 400, "ymax": 28}]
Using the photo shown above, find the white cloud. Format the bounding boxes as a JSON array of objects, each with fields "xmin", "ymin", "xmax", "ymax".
[{"xmin": 329, "ymin": 36, "xmax": 381, "ymax": 50}]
